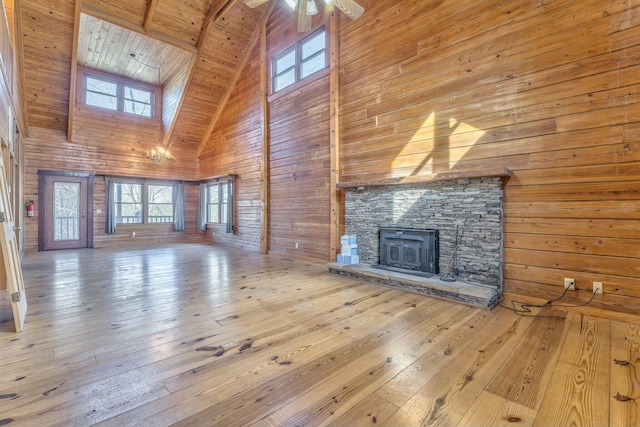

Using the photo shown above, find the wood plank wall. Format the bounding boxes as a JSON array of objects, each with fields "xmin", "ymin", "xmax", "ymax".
[
  {"xmin": 199, "ymin": 41, "xmax": 264, "ymax": 252},
  {"xmin": 199, "ymin": 4, "xmax": 332, "ymax": 263},
  {"xmin": 266, "ymin": 7, "xmax": 331, "ymax": 262},
  {"xmin": 336, "ymin": 0, "xmax": 640, "ymax": 314},
  {"xmin": 23, "ymin": 101, "xmax": 202, "ymax": 251}
]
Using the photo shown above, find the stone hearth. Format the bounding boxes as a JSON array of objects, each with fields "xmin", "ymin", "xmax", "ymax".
[{"xmin": 330, "ymin": 174, "xmax": 509, "ymax": 308}]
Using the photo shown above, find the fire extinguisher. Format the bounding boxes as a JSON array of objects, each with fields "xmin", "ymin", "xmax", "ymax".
[{"xmin": 26, "ymin": 201, "xmax": 34, "ymax": 217}]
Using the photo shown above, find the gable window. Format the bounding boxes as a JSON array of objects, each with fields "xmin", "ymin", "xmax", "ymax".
[
  {"xmin": 273, "ymin": 27, "xmax": 327, "ymax": 92},
  {"xmin": 113, "ymin": 181, "xmax": 173, "ymax": 224},
  {"xmin": 82, "ymin": 70, "xmax": 155, "ymax": 118}
]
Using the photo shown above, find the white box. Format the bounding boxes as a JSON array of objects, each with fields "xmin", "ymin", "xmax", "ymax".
[
  {"xmin": 340, "ymin": 235, "xmax": 357, "ymax": 245},
  {"xmin": 341, "ymin": 244, "xmax": 358, "ymax": 256}
]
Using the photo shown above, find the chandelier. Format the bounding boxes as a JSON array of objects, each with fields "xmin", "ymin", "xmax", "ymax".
[{"xmin": 147, "ymin": 145, "xmax": 171, "ymax": 166}]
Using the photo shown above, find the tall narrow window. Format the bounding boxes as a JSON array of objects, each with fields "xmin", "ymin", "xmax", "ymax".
[
  {"xmin": 220, "ymin": 182, "xmax": 228, "ymax": 224},
  {"xmin": 207, "ymin": 184, "xmax": 220, "ymax": 223},
  {"xmin": 272, "ymin": 27, "xmax": 327, "ymax": 92},
  {"xmin": 207, "ymin": 182, "xmax": 231, "ymax": 224}
]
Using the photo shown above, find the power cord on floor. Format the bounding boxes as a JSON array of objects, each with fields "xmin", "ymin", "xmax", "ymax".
[{"xmin": 500, "ymin": 285, "xmax": 601, "ymax": 319}]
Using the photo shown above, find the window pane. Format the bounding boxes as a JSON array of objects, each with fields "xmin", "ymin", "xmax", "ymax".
[
  {"xmin": 148, "ymin": 185, "xmax": 173, "ymax": 223},
  {"xmin": 208, "ymin": 185, "xmax": 219, "ymax": 203},
  {"xmin": 54, "ymin": 182, "xmax": 80, "ymax": 241},
  {"xmin": 87, "ymin": 76, "xmax": 117, "ymax": 96},
  {"xmin": 275, "ymin": 49, "xmax": 295, "ymax": 74},
  {"xmin": 207, "ymin": 184, "xmax": 220, "ymax": 223},
  {"xmin": 208, "ymin": 205, "xmax": 219, "ymax": 223},
  {"xmin": 301, "ymin": 30, "xmax": 325, "ymax": 59},
  {"xmin": 124, "ymin": 101, "xmax": 151, "ymax": 117},
  {"xmin": 124, "ymin": 86, "xmax": 153, "ymax": 117},
  {"xmin": 86, "ymin": 92, "xmax": 117, "ymax": 111},
  {"xmin": 275, "ymin": 69, "xmax": 295, "ymax": 91},
  {"xmin": 301, "ymin": 52, "xmax": 325, "ymax": 78},
  {"xmin": 114, "ymin": 183, "xmax": 142, "ymax": 224},
  {"xmin": 124, "ymin": 86, "xmax": 152, "ymax": 103}
]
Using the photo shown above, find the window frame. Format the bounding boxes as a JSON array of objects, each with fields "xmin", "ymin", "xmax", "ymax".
[
  {"xmin": 111, "ymin": 178, "xmax": 176, "ymax": 225},
  {"xmin": 78, "ymin": 67, "xmax": 161, "ymax": 119},
  {"xmin": 206, "ymin": 181, "xmax": 229, "ymax": 225},
  {"xmin": 271, "ymin": 26, "xmax": 328, "ymax": 94}
]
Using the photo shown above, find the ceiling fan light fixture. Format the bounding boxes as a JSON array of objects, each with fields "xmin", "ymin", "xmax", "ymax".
[
  {"xmin": 284, "ymin": 0, "xmax": 297, "ymax": 10},
  {"xmin": 306, "ymin": 0, "xmax": 318, "ymax": 15}
]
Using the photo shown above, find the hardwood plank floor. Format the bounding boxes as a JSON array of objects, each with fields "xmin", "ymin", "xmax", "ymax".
[{"xmin": 0, "ymin": 243, "xmax": 638, "ymax": 426}]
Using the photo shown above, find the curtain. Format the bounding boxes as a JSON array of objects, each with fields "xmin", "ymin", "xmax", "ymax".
[
  {"xmin": 105, "ymin": 179, "xmax": 116, "ymax": 234},
  {"xmin": 197, "ymin": 183, "xmax": 207, "ymax": 231},
  {"xmin": 173, "ymin": 183, "xmax": 184, "ymax": 232},
  {"xmin": 226, "ymin": 179, "xmax": 234, "ymax": 234}
]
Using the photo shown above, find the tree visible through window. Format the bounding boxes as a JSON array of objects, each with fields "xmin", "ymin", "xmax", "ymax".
[
  {"xmin": 114, "ymin": 183, "xmax": 142, "ymax": 224},
  {"xmin": 148, "ymin": 185, "xmax": 173, "ymax": 223},
  {"xmin": 207, "ymin": 182, "xmax": 228, "ymax": 224},
  {"xmin": 113, "ymin": 182, "xmax": 175, "ymax": 224},
  {"xmin": 84, "ymin": 73, "xmax": 154, "ymax": 118}
]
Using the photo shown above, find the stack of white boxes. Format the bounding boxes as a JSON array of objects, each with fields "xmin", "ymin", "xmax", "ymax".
[{"xmin": 337, "ymin": 235, "xmax": 359, "ymax": 264}]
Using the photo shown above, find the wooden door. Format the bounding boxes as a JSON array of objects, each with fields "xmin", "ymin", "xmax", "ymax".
[
  {"xmin": 0, "ymin": 149, "xmax": 27, "ymax": 331},
  {"xmin": 38, "ymin": 171, "xmax": 94, "ymax": 251}
]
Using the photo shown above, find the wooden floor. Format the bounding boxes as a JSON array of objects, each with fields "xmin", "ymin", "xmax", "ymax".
[{"xmin": 1, "ymin": 244, "xmax": 640, "ymax": 426}]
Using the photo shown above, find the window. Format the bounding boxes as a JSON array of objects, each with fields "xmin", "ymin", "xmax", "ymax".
[
  {"xmin": 114, "ymin": 183, "xmax": 142, "ymax": 224},
  {"xmin": 273, "ymin": 27, "xmax": 327, "ymax": 92},
  {"xmin": 83, "ymin": 72, "xmax": 155, "ymax": 118},
  {"xmin": 148, "ymin": 185, "xmax": 173, "ymax": 223},
  {"xmin": 114, "ymin": 182, "xmax": 173, "ymax": 224},
  {"xmin": 207, "ymin": 182, "xmax": 229, "ymax": 224}
]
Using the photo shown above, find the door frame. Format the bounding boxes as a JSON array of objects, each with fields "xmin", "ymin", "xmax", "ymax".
[{"xmin": 38, "ymin": 170, "xmax": 95, "ymax": 251}]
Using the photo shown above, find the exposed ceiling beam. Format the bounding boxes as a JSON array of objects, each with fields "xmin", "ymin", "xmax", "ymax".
[
  {"xmin": 67, "ymin": 0, "xmax": 82, "ymax": 142},
  {"xmin": 197, "ymin": 0, "xmax": 238, "ymax": 48},
  {"xmin": 197, "ymin": 0, "xmax": 277, "ymax": 157},
  {"xmin": 143, "ymin": 0, "xmax": 160, "ymax": 32},
  {"xmin": 82, "ymin": 3, "xmax": 197, "ymax": 54}
]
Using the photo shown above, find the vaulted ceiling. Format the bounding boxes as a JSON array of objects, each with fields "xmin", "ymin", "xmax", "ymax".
[{"xmin": 19, "ymin": 0, "xmax": 270, "ymax": 149}]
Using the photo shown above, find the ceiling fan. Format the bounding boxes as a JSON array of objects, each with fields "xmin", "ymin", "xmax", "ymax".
[{"xmin": 243, "ymin": 0, "xmax": 365, "ymax": 32}]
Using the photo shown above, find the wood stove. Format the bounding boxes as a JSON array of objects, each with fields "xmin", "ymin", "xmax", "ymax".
[{"xmin": 379, "ymin": 228, "xmax": 439, "ymax": 274}]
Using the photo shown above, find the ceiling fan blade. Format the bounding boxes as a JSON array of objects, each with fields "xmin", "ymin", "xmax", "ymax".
[
  {"xmin": 333, "ymin": 0, "xmax": 364, "ymax": 20},
  {"xmin": 243, "ymin": 0, "xmax": 269, "ymax": 7},
  {"xmin": 298, "ymin": 0, "xmax": 311, "ymax": 32}
]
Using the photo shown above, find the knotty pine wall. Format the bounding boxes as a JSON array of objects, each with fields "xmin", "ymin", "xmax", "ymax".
[
  {"xmin": 199, "ymin": 4, "xmax": 331, "ymax": 262},
  {"xmin": 337, "ymin": 0, "xmax": 640, "ymax": 314},
  {"xmin": 266, "ymin": 7, "xmax": 331, "ymax": 262},
  {"xmin": 199, "ymin": 42, "xmax": 264, "ymax": 252},
  {"xmin": 23, "ymin": 103, "xmax": 202, "ymax": 251}
]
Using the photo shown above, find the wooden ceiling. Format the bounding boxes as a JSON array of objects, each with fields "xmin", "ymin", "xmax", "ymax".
[
  {"xmin": 77, "ymin": 13, "xmax": 193, "ymax": 86},
  {"xmin": 19, "ymin": 0, "xmax": 271, "ymax": 147}
]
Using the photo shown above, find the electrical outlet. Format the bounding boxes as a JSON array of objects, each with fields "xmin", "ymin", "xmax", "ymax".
[
  {"xmin": 295, "ymin": 242, "xmax": 299, "ymax": 249},
  {"xmin": 132, "ymin": 232, "xmax": 136, "ymax": 238},
  {"xmin": 593, "ymin": 281, "xmax": 603, "ymax": 294},
  {"xmin": 564, "ymin": 277, "xmax": 575, "ymax": 290}
]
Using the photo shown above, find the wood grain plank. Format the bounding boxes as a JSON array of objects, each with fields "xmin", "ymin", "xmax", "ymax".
[{"xmin": 533, "ymin": 314, "xmax": 611, "ymax": 427}]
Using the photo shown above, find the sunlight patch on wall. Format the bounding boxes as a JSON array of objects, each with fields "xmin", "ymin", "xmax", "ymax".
[{"xmin": 390, "ymin": 111, "xmax": 485, "ymax": 178}]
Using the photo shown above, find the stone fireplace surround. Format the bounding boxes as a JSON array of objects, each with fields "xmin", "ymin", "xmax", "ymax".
[{"xmin": 329, "ymin": 172, "xmax": 510, "ymax": 308}]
